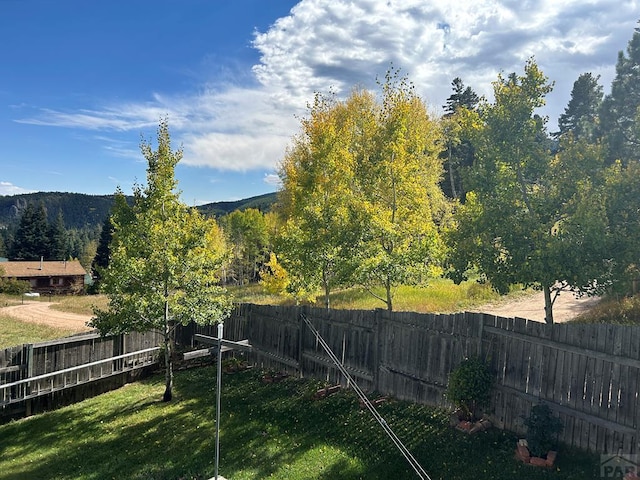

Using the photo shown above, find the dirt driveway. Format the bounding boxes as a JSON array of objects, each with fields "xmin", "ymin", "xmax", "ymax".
[
  {"xmin": 0, "ymin": 301, "xmax": 93, "ymax": 333},
  {"xmin": 1, "ymin": 290, "xmax": 598, "ymax": 332},
  {"xmin": 473, "ymin": 290, "xmax": 600, "ymax": 323}
]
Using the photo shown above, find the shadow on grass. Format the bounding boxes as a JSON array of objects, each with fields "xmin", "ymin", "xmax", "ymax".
[{"xmin": 0, "ymin": 366, "xmax": 601, "ymax": 480}]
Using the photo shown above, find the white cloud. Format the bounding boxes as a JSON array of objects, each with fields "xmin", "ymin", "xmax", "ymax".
[
  {"xmin": 252, "ymin": 0, "xmax": 639, "ymax": 117},
  {"xmin": 14, "ymin": 0, "xmax": 640, "ymax": 169},
  {"xmin": 183, "ymin": 131, "xmax": 290, "ymax": 171},
  {"xmin": 0, "ymin": 181, "xmax": 35, "ymax": 196},
  {"xmin": 263, "ymin": 173, "xmax": 281, "ymax": 187}
]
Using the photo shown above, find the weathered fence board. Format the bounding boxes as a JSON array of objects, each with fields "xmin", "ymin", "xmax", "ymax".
[{"xmin": 1, "ymin": 330, "xmax": 162, "ymax": 419}]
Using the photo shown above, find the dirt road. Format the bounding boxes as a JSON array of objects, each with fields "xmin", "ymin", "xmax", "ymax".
[
  {"xmin": 0, "ymin": 301, "xmax": 93, "ymax": 332},
  {"xmin": 0, "ymin": 289, "xmax": 599, "ymax": 332},
  {"xmin": 474, "ymin": 290, "xmax": 600, "ymax": 323}
]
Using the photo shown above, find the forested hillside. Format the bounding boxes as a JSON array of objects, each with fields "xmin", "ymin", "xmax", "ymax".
[
  {"xmin": 197, "ymin": 192, "xmax": 277, "ymax": 218},
  {"xmin": 0, "ymin": 190, "xmax": 276, "ymax": 271},
  {"xmin": 0, "ymin": 193, "xmax": 121, "ymax": 230},
  {"xmin": 0, "ymin": 191, "xmax": 277, "ymax": 230}
]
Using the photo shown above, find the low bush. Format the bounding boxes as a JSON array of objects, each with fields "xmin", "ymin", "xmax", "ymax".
[
  {"xmin": 445, "ymin": 356, "xmax": 493, "ymax": 421},
  {"xmin": 524, "ymin": 404, "xmax": 564, "ymax": 457},
  {"xmin": 0, "ymin": 278, "xmax": 30, "ymax": 295}
]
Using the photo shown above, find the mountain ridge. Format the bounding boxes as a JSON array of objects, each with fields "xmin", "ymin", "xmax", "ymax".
[{"xmin": 0, "ymin": 191, "xmax": 278, "ymax": 230}]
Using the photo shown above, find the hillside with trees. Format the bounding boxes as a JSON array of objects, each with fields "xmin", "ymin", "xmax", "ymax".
[
  {"xmin": 0, "ymin": 191, "xmax": 276, "ymax": 230},
  {"xmin": 0, "ymin": 191, "xmax": 276, "ymax": 270}
]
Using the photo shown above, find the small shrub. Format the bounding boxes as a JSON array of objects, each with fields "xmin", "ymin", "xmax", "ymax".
[
  {"xmin": 572, "ymin": 294, "xmax": 640, "ymax": 324},
  {"xmin": 445, "ymin": 356, "xmax": 493, "ymax": 421},
  {"xmin": 0, "ymin": 278, "xmax": 30, "ymax": 296},
  {"xmin": 523, "ymin": 404, "xmax": 563, "ymax": 457}
]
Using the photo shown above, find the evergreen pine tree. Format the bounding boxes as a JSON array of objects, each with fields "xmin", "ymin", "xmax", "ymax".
[
  {"xmin": 441, "ymin": 77, "xmax": 479, "ymax": 199},
  {"xmin": 48, "ymin": 210, "xmax": 68, "ymax": 260},
  {"xmin": 91, "ymin": 215, "xmax": 113, "ymax": 287},
  {"xmin": 444, "ymin": 77, "xmax": 480, "ymax": 115},
  {"xmin": 556, "ymin": 73, "xmax": 603, "ymax": 142},
  {"xmin": 9, "ymin": 202, "xmax": 49, "ymax": 260},
  {"xmin": 600, "ymin": 21, "xmax": 640, "ymax": 164}
]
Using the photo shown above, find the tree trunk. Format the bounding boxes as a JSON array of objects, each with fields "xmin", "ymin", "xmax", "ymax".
[
  {"xmin": 162, "ymin": 299, "xmax": 173, "ymax": 402},
  {"xmin": 385, "ymin": 278, "xmax": 393, "ymax": 312},
  {"xmin": 448, "ymin": 147, "xmax": 458, "ymax": 199},
  {"xmin": 324, "ymin": 286, "xmax": 330, "ymax": 310},
  {"xmin": 162, "ymin": 337, "xmax": 173, "ymax": 402},
  {"xmin": 322, "ymin": 270, "xmax": 330, "ymax": 310},
  {"xmin": 543, "ymin": 284, "xmax": 554, "ymax": 325}
]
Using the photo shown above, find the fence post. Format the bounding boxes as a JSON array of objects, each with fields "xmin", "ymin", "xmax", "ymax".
[
  {"xmin": 477, "ymin": 312, "xmax": 485, "ymax": 359},
  {"xmin": 25, "ymin": 343, "xmax": 33, "ymax": 416},
  {"xmin": 26, "ymin": 343, "xmax": 33, "ymax": 378},
  {"xmin": 298, "ymin": 307, "xmax": 304, "ymax": 378},
  {"xmin": 372, "ymin": 309, "xmax": 382, "ymax": 393}
]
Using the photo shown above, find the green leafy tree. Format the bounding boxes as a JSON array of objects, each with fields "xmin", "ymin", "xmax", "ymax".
[
  {"xmin": 602, "ymin": 161, "xmax": 640, "ymax": 294},
  {"xmin": 278, "ymin": 76, "xmax": 448, "ymax": 311},
  {"xmin": 0, "ymin": 265, "xmax": 30, "ymax": 295},
  {"xmin": 220, "ymin": 208, "xmax": 270, "ymax": 285},
  {"xmin": 442, "ymin": 77, "xmax": 480, "ymax": 201},
  {"xmin": 278, "ymin": 90, "xmax": 373, "ymax": 308},
  {"xmin": 447, "ymin": 59, "xmax": 610, "ymax": 323},
  {"xmin": 600, "ymin": 21, "xmax": 640, "ymax": 164},
  {"xmin": 91, "ymin": 119, "xmax": 232, "ymax": 401},
  {"xmin": 78, "ymin": 239, "xmax": 98, "ymax": 273},
  {"xmin": 355, "ymin": 71, "xmax": 448, "ymax": 311},
  {"xmin": 9, "ymin": 202, "xmax": 49, "ymax": 260}
]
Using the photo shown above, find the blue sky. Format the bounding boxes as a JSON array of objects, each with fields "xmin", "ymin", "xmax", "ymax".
[{"xmin": 1, "ymin": 1, "xmax": 638, "ymax": 204}]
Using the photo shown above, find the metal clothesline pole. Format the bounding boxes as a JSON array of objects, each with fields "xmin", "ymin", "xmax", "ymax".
[{"xmin": 215, "ymin": 321, "xmax": 223, "ymax": 480}]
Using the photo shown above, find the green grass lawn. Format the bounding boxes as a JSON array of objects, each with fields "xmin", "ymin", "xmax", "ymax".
[
  {"xmin": 0, "ymin": 365, "xmax": 598, "ymax": 480},
  {"xmin": 0, "ymin": 315, "xmax": 77, "ymax": 349}
]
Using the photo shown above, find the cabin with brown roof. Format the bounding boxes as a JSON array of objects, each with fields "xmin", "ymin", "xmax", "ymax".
[{"xmin": 0, "ymin": 260, "xmax": 87, "ymax": 294}]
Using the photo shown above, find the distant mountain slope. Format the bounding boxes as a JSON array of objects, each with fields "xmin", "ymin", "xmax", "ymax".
[
  {"xmin": 197, "ymin": 192, "xmax": 277, "ymax": 218},
  {"xmin": 0, "ymin": 191, "xmax": 277, "ymax": 230},
  {"xmin": 0, "ymin": 192, "xmax": 121, "ymax": 230}
]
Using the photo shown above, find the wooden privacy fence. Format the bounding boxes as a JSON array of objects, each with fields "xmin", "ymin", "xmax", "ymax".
[
  {"xmin": 193, "ymin": 303, "xmax": 640, "ymax": 455},
  {"xmin": 0, "ymin": 330, "xmax": 162, "ymax": 418}
]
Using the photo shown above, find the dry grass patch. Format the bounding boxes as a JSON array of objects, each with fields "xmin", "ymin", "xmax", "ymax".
[
  {"xmin": 49, "ymin": 294, "xmax": 108, "ymax": 316},
  {"xmin": 571, "ymin": 294, "xmax": 640, "ymax": 324}
]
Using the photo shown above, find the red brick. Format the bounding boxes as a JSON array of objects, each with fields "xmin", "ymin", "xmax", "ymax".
[
  {"xmin": 545, "ymin": 451, "xmax": 557, "ymax": 467},
  {"xmin": 530, "ymin": 457, "xmax": 547, "ymax": 467},
  {"xmin": 516, "ymin": 445, "xmax": 530, "ymax": 463}
]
